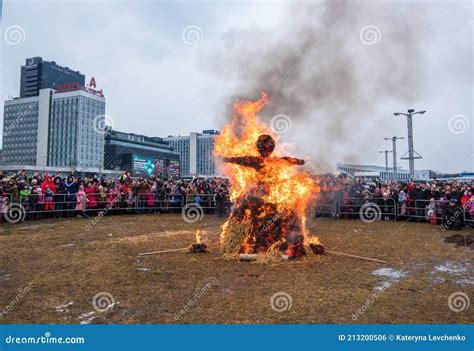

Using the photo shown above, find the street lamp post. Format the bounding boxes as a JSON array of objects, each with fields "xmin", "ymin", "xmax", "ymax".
[
  {"xmin": 384, "ymin": 137, "xmax": 404, "ymax": 182},
  {"xmin": 394, "ymin": 109, "xmax": 426, "ymax": 180},
  {"xmin": 379, "ymin": 150, "xmax": 393, "ymax": 178}
]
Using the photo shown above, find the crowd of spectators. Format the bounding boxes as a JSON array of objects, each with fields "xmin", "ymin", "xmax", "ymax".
[
  {"xmin": 1, "ymin": 170, "xmax": 473, "ymax": 230},
  {"xmin": 0, "ymin": 171, "xmax": 230, "ymax": 222},
  {"xmin": 315, "ymin": 175, "xmax": 474, "ymax": 230}
]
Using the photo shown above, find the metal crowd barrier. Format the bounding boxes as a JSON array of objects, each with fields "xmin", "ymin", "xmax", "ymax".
[
  {"xmin": 1, "ymin": 191, "xmax": 472, "ymax": 226},
  {"xmin": 312, "ymin": 196, "xmax": 473, "ymax": 225},
  {"xmin": 135, "ymin": 193, "xmax": 225, "ymax": 212},
  {"xmin": 402, "ymin": 199, "xmax": 472, "ymax": 225},
  {"xmin": 313, "ymin": 197, "xmax": 398, "ymax": 220},
  {"xmin": 0, "ymin": 192, "xmax": 231, "ymax": 221}
]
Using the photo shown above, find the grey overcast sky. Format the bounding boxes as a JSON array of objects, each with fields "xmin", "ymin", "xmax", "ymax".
[{"xmin": 1, "ymin": 0, "xmax": 472, "ymax": 174}]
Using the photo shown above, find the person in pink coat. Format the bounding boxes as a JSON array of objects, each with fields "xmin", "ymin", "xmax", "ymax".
[{"xmin": 75, "ymin": 185, "xmax": 89, "ymax": 218}]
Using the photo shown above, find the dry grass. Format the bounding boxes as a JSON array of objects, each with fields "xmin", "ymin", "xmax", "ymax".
[{"xmin": 0, "ymin": 214, "xmax": 472, "ymax": 324}]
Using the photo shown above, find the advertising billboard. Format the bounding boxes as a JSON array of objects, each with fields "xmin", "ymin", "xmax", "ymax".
[{"xmin": 132, "ymin": 155, "xmax": 156, "ymax": 176}]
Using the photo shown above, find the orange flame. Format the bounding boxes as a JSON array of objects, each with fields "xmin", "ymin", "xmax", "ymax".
[
  {"xmin": 195, "ymin": 229, "xmax": 205, "ymax": 243},
  {"xmin": 214, "ymin": 93, "xmax": 320, "ymax": 250}
]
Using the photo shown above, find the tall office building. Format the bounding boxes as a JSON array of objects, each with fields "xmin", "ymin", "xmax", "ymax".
[
  {"xmin": 49, "ymin": 89, "xmax": 106, "ymax": 170},
  {"xmin": 2, "ymin": 90, "xmax": 49, "ymax": 167},
  {"xmin": 2, "ymin": 87, "xmax": 105, "ymax": 172},
  {"xmin": 20, "ymin": 57, "xmax": 85, "ymax": 98},
  {"xmin": 165, "ymin": 130, "xmax": 220, "ymax": 176},
  {"xmin": 2, "ymin": 58, "xmax": 106, "ymax": 174}
]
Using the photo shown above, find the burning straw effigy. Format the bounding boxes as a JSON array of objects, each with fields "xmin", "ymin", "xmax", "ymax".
[{"xmin": 214, "ymin": 93, "xmax": 323, "ymax": 260}]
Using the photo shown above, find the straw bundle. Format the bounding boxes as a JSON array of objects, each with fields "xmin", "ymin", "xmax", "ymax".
[{"xmin": 220, "ymin": 219, "xmax": 252, "ymax": 256}]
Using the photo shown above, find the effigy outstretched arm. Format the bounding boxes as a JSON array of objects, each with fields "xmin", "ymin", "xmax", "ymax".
[
  {"xmin": 280, "ymin": 156, "xmax": 305, "ymax": 166},
  {"xmin": 222, "ymin": 156, "xmax": 262, "ymax": 170}
]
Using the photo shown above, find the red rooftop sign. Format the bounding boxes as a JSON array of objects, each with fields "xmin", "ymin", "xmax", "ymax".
[{"xmin": 54, "ymin": 77, "xmax": 104, "ymax": 97}]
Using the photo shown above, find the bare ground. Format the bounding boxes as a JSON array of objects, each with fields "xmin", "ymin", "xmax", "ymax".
[{"xmin": 0, "ymin": 214, "xmax": 472, "ymax": 324}]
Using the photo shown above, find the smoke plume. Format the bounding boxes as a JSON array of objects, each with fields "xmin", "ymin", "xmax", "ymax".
[{"xmin": 210, "ymin": 0, "xmax": 428, "ymax": 173}]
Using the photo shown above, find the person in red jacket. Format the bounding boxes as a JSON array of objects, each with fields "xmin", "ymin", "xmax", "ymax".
[
  {"xmin": 41, "ymin": 175, "xmax": 56, "ymax": 194},
  {"xmin": 85, "ymin": 182, "xmax": 98, "ymax": 215}
]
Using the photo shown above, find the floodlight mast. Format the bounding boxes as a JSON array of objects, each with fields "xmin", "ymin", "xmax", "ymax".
[
  {"xmin": 394, "ymin": 109, "xmax": 426, "ymax": 180},
  {"xmin": 384, "ymin": 137, "xmax": 404, "ymax": 182},
  {"xmin": 379, "ymin": 150, "xmax": 393, "ymax": 175}
]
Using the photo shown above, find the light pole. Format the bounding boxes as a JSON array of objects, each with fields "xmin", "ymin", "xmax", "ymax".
[
  {"xmin": 384, "ymin": 137, "xmax": 404, "ymax": 182},
  {"xmin": 394, "ymin": 109, "xmax": 426, "ymax": 180},
  {"xmin": 379, "ymin": 150, "xmax": 393, "ymax": 177}
]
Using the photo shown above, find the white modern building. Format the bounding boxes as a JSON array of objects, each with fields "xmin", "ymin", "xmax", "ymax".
[
  {"xmin": 165, "ymin": 130, "xmax": 220, "ymax": 176},
  {"xmin": 49, "ymin": 89, "xmax": 105, "ymax": 170},
  {"xmin": 2, "ymin": 87, "xmax": 106, "ymax": 174},
  {"xmin": 336, "ymin": 163, "xmax": 431, "ymax": 182},
  {"xmin": 436, "ymin": 172, "xmax": 474, "ymax": 183}
]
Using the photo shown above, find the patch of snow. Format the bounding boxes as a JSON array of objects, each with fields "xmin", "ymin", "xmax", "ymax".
[
  {"xmin": 434, "ymin": 262, "xmax": 469, "ymax": 275},
  {"xmin": 373, "ymin": 268, "xmax": 407, "ymax": 280},
  {"xmin": 80, "ymin": 316, "xmax": 97, "ymax": 325},
  {"xmin": 78, "ymin": 311, "xmax": 95, "ymax": 319},
  {"xmin": 136, "ymin": 268, "xmax": 151, "ymax": 272},
  {"xmin": 455, "ymin": 278, "xmax": 474, "ymax": 286},
  {"xmin": 430, "ymin": 261, "xmax": 472, "ymax": 286},
  {"xmin": 372, "ymin": 268, "xmax": 407, "ymax": 291},
  {"xmin": 54, "ymin": 301, "xmax": 73, "ymax": 311}
]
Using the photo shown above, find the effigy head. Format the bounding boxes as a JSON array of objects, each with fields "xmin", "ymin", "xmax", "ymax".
[{"xmin": 256, "ymin": 134, "xmax": 275, "ymax": 157}]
